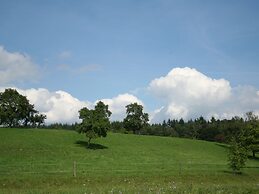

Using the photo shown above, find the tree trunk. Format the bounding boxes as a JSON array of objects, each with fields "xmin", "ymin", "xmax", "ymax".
[
  {"xmin": 87, "ymin": 137, "xmax": 92, "ymax": 148},
  {"xmin": 253, "ymin": 151, "xmax": 255, "ymax": 158}
]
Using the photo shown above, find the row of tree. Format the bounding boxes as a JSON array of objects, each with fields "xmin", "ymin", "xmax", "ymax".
[
  {"xmin": 76, "ymin": 102, "xmax": 149, "ymax": 146},
  {"xmin": 0, "ymin": 89, "xmax": 46, "ymax": 127}
]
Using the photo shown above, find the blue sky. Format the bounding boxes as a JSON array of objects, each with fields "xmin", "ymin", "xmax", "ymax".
[{"xmin": 1, "ymin": 0, "xmax": 259, "ymax": 123}]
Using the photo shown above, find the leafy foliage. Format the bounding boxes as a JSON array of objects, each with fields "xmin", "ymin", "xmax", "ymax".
[
  {"xmin": 76, "ymin": 101, "xmax": 111, "ymax": 147},
  {"xmin": 245, "ymin": 112, "xmax": 259, "ymax": 158},
  {"xmin": 123, "ymin": 103, "xmax": 149, "ymax": 134},
  {"xmin": 228, "ymin": 138, "xmax": 248, "ymax": 173},
  {"xmin": 0, "ymin": 88, "xmax": 46, "ymax": 127},
  {"xmin": 225, "ymin": 112, "xmax": 259, "ymax": 172}
]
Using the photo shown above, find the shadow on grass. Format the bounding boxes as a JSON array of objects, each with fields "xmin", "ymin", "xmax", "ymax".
[
  {"xmin": 222, "ymin": 166, "xmax": 259, "ymax": 176},
  {"xmin": 244, "ymin": 166, "xmax": 259, "ymax": 169},
  {"xmin": 75, "ymin": 140, "xmax": 108, "ymax": 150},
  {"xmin": 215, "ymin": 143, "xmax": 229, "ymax": 149},
  {"xmin": 216, "ymin": 143, "xmax": 259, "ymax": 159},
  {"xmin": 222, "ymin": 170, "xmax": 248, "ymax": 175},
  {"xmin": 248, "ymin": 155, "xmax": 259, "ymax": 161}
]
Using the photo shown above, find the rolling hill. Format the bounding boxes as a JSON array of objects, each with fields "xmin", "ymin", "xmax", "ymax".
[{"xmin": 0, "ymin": 128, "xmax": 258, "ymax": 193}]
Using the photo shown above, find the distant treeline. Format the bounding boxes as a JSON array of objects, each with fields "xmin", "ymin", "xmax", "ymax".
[
  {"xmin": 111, "ymin": 116, "xmax": 254, "ymax": 142},
  {"xmin": 41, "ymin": 123, "xmax": 78, "ymax": 130},
  {"xmin": 43, "ymin": 114, "xmax": 254, "ymax": 143}
]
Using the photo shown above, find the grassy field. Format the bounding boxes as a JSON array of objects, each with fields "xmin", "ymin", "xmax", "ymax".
[{"xmin": 0, "ymin": 128, "xmax": 258, "ymax": 193}]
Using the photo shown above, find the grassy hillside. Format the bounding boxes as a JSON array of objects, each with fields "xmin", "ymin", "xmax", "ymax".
[{"xmin": 0, "ymin": 128, "xmax": 258, "ymax": 193}]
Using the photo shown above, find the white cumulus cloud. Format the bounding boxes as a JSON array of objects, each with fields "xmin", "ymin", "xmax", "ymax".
[
  {"xmin": 149, "ymin": 67, "xmax": 259, "ymax": 122},
  {"xmin": 0, "ymin": 46, "xmax": 39, "ymax": 85},
  {"xmin": 0, "ymin": 87, "xmax": 143, "ymax": 123},
  {"xmin": 20, "ymin": 89, "xmax": 91, "ymax": 124},
  {"xmin": 1, "ymin": 66, "xmax": 258, "ymax": 124},
  {"xmin": 99, "ymin": 93, "xmax": 144, "ymax": 121},
  {"xmin": 149, "ymin": 67, "xmax": 231, "ymax": 105},
  {"xmin": 0, "ymin": 87, "xmax": 90, "ymax": 124}
]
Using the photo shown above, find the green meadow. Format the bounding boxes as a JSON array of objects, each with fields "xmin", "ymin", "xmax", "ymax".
[{"xmin": 0, "ymin": 128, "xmax": 258, "ymax": 193}]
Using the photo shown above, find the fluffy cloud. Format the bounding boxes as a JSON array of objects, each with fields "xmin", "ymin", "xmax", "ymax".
[
  {"xmin": 100, "ymin": 93, "xmax": 144, "ymax": 121},
  {"xmin": 18, "ymin": 88, "xmax": 91, "ymax": 124},
  {"xmin": 0, "ymin": 46, "xmax": 39, "ymax": 85},
  {"xmin": 149, "ymin": 67, "xmax": 231, "ymax": 105},
  {"xmin": 1, "ymin": 66, "xmax": 258, "ymax": 124},
  {"xmin": 149, "ymin": 67, "xmax": 259, "ymax": 122},
  {"xmin": 0, "ymin": 87, "xmax": 90, "ymax": 124},
  {"xmin": 0, "ymin": 87, "xmax": 143, "ymax": 123}
]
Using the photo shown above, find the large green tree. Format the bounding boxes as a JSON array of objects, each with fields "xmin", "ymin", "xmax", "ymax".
[
  {"xmin": 76, "ymin": 101, "xmax": 111, "ymax": 147},
  {"xmin": 0, "ymin": 88, "xmax": 46, "ymax": 127},
  {"xmin": 123, "ymin": 103, "xmax": 149, "ymax": 134}
]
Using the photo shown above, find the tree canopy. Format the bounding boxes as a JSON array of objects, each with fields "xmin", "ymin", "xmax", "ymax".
[
  {"xmin": 0, "ymin": 88, "xmax": 46, "ymax": 127},
  {"xmin": 228, "ymin": 137, "xmax": 248, "ymax": 173},
  {"xmin": 76, "ymin": 101, "xmax": 111, "ymax": 147},
  {"xmin": 123, "ymin": 103, "xmax": 149, "ymax": 134}
]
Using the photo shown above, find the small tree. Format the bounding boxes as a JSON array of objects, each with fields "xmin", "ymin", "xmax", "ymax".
[
  {"xmin": 245, "ymin": 112, "xmax": 259, "ymax": 158},
  {"xmin": 228, "ymin": 138, "xmax": 248, "ymax": 173},
  {"xmin": 76, "ymin": 101, "xmax": 111, "ymax": 147},
  {"xmin": 227, "ymin": 124, "xmax": 252, "ymax": 173},
  {"xmin": 123, "ymin": 103, "xmax": 149, "ymax": 134}
]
